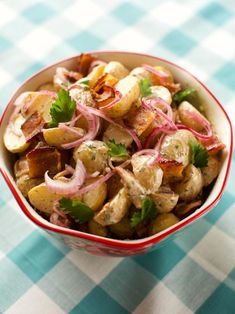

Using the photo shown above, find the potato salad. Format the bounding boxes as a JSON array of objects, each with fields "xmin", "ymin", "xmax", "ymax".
[{"xmin": 4, "ymin": 53, "xmax": 225, "ymax": 240}]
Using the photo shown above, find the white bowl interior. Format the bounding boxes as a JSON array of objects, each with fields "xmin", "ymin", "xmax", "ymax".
[{"xmin": 0, "ymin": 51, "xmax": 232, "ymax": 245}]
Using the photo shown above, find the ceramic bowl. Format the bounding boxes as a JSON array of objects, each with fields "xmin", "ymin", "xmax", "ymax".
[{"xmin": 0, "ymin": 51, "xmax": 233, "ymax": 256}]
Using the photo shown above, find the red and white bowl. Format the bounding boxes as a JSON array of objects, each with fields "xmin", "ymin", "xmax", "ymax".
[{"xmin": 0, "ymin": 51, "xmax": 233, "ymax": 257}]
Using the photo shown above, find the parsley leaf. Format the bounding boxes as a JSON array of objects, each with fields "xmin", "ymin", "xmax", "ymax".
[
  {"xmin": 190, "ymin": 140, "xmax": 208, "ymax": 168},
  {"xmin": 139, "ymin": 78, "xmax": 152, "ymax": 98},
  {"xmin": 107, "ymin": 139, "xmax": 129, "ymax": 157},
  {"xmin": 48, "ymin": 89, "xmax": 76, "ymax": 128},
  {"xmin": 59, "ymin": 198, "xmax": 94, "ymax": 223},
  {"xmin": 130, "ymin": 197, "xmax": 157, "ymax": 228},
  {"xmin": 173, "ymin": 88, "xmax": 196, "ymax": 105},
  {"xmin": 78, "ymin": 78, "xmax": 90, "ymax": 86}
]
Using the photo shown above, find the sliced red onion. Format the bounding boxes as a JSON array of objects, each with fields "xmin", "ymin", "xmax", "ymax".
[
  {"xmin": 147, "ymin": 133, "xmax": 166, "ymax": 166},
  {"xmin": 61, "ymin": 103, "xmax": 100, "ymax": 149},
  {"xmin": 73, "ymin": 102, "xmax": 142, "ymax": 150},
  {"xmin": 176, "ymin": 109, "xmax": 212, "ymax": 140},
  {"xmin": 74, "ymin": 171, "xmax": 114, "ymax": 196},
  {"xmin": 142, "ymin": 64, "xmax": 170, "ymax": 84},
  {"xmin": 132, "ymin": 149, "xmax": 157, "ymax": 157},
  {"xmin": 39, "ymin": 90, "xmax": 57, "ymax": 98},
  {"xmin": 99, "ymin": 89, "xmax": 122, "ymax": 110},
  {"xmin": 58, "ymin": 123, "xmax": 84, "ymax": 137},
  {"xmin": 50, "ymin": 201, "xmax": 71, "ymax": 228},
  {"xmin": 87, "ymin": 171, "xmax": 100, "ymax": 178},
  {"xmin": 142, "ymin": 97, "xmax": 177, "ymax": 131},
  {"xmin": 143, "ymin": 127, "xmax": 161, "ymax": 148},
  {"xmin": 45, "ymin": 159, "xmax": 86, "ymax": 196}
]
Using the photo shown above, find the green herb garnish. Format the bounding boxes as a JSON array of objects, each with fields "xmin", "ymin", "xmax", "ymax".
[
  {"xmin": 107, "ymin": 139, "xmax": 129, "ymax": 157},
  {"xmin": 48, "ymin": 89, "xmax": 76, "ymax": 128},
  {"xmin": 78, "ymin": 78, "xmax": 90, "ymax": 86},
  {"xmin": 190, "ymin": 140, "xmax": 208, "ymax": 168},
  {"xmin": 139, "ymin": 78, "xmax": 152, "ymax": 97},
  {"xmin": 130, "ymin": 197, "xmax": 157, "ymax": 228},
  {"xmin": 59, "ymin": 198, "xmax": 94, "ymax": 223},
  {"xmin": 173, "ymin": 88, "xmax": 196, "ymax": 105}
]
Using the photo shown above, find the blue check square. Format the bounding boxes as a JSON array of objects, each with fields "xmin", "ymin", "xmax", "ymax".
[
  {"xmin": 160, "ymin": 30, "xmax": 196, "ymax": 56},
  {"xmin": 199, "ymin": 3, "xmax": 232, "ymax": 25},
  {"xmin": 22, "ymin": 3, "xmax": 55, "ymax": 24},
  {"xmin": 70, "ymin": 286, "xmax": 129, "ymax": 314},
  {"xmin": 8, "ymin": 230, "xmax": 64, "ymax": 282},
  {"xmin": 112, "ymin": 2, "xmax": 145, "ymax": 25}
]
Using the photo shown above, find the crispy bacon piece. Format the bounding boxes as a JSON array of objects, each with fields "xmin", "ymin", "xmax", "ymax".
[
  {"xmin": 92, "ymin": 73, "xmax": 118, "ymax": 108},
  {"xmin": 77, "ymin": 53, "xmax": 96, "ymax": 76},
  {"xmin": 125, "ymin": 106, "xmax": 155, "ymax": 136},
  {"xmin": 158, "ymin": 159, "xmax": 184, "ymax": 181},
  {"xmin": 201, "ymin": 136, "xmax": 226, "ymax": 154},
  {"xmin": 26, "ymin": 146, "xmax": 61, "ymax": 178},
  {"xmin": 21, "ymin": 111, "xmax": 45, "ymax": 141}
]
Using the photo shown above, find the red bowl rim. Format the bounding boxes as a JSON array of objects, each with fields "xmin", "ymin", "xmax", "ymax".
[{"xmin": 0, "ymin": 50, "xmax": 233, "ymax": 250}]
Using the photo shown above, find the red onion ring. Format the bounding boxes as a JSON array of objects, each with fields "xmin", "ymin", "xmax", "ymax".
[
  {"xmin": 61, "ymin": 103, "xmax": 100, "ymax": 149},
  {"xmin": 74, "ymin": 171, "xmax": 114, "ymax": 196},
  {"xmin": 99, "ymin": 89, "xmax": 122, "ymax": 110},
  {"xmin": 142, "ymin": 64, "xmax": 170, "ymax": 84},
  {"xmin": 45, "ymin": 159, "xmax": 86, "ymax": 196},
  {"xmin": 73, "ymin": 101, "xmax": 142, "ymax": 150},
  {"xmin": 147, "ymin": 133, "xmax": 166, "ymax": 166},
  {"xmin": 58, "ymin": 123, "xmax": 85, "ymax": 137}
]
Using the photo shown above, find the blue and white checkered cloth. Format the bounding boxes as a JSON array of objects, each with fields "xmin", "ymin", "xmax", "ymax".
[{"xmin": 0, "ymin": 1, "xmax": 235, "ymax": 313}]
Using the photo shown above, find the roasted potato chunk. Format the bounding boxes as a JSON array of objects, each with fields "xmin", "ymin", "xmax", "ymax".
[
  {"xmin": 149, "ymin": 213, "xmax": 179, "ymax": 235},
  {"xmin": 82, "ymin": 178, "xmax": 107, "ymax": 211},
  {"xmin": 109, "ymin": 216, "xmax": 134, "ymax": 239},
  {"xmin": 4, "ymin": 113, "xmax": 30, "ymax": 153},
  {"xmin": 201, "ymin": 155, "xmax": 220, "ymax": 186},
  {"xmin": 88, "ymin": 220, "xmax": 108, "ymax": 237},
  {"xmin": 104, "ymin": 61, "xmax": 129, "ymax": 80},
  {"xmin": 103, "ymin": 75, "xmax": 140, "ymax": 118},
  {"xmin": 131, "ymin": 155, "xmax": 163, "ymax": 193},
  {"xmin": 178, "ymin": 101, "xmax": 210, "ymax": 132},
  {"xmin": 173, "ymin": 164, "xmax": 203, "ymax": 201},
  {"xmin": 103, "ymin": 124, "xmax": 133, "ymax": 147},
  {"xmin": 115, "ymin": 167, "xmax": 147, "ymax": 208},
  {"xmin": 94, "ymin": 188, "xmax": 131, "ymax": 226},
  {"xmin": 151, "ymin": 186, "xmax": 179, "ymax": 213},
  {"xmin": 28, "ymin": 183, "xmax": 62, "ymax": 214},
  {"xmin": 43, "ymin": 127, "xmax": 85, "ymax": 148},
  {"xmin": 73, "ymin": 140, "xmax": 108, "ymax": 174}
]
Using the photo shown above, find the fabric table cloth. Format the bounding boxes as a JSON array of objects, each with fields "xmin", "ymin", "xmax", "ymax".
[{"xmin": 0, "ymin": 1, "xmax": 235, "ymax": 313}]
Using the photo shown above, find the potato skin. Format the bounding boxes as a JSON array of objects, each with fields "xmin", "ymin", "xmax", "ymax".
[
  {"xmin": 94, "ymin": 188, "xmax": 131, "ymax": 226},
  {"xmin": 131, "ymin": 155, "xmax": 163, "ymax": 194},
  {"xmin": 173, "ymin": 164, "xmax": 203, "ymax": 201},
  {"xmin": 149, "ymin": 213, "xmax": 179, "ymax": 235},
  {"xmin": 4, "ymin": 113, "xmax": 30, "ymax": 153},
  {"xmin": 178, "ymin": 101, "xmax": 209, "ymax": 132},
  {"xmin": 16, "ymin": 175, "xmax": 43, "ymax": 198},
  {"xmin": 103, "ymin": 124, "xmax": 133, "ymax": 147},
  {"xmin": 88, "ymin": 220, "xmax": 108, "ymax": 237},
  {"xmin": 104, "ymin": 61, "xmax": 129, "ymax": 80},
  {"xmin": 109, "ymin": 216, "xmax": 134, "ymax": 239},
  {"xmin": 103, "ymin": 75, "xmax": 140, "ymax": 118},
  {"xmin": 82, "ymin": 178, "xmax": 107, "ymax": 211},
  {"xmin": 201, "ymin": 155, "xmax": 220, "ymax": 186},
  {"xmin": 73, "ymin": 140, "xmax": 108, "ymax": 173},
  {"xmin": 28, "ymin": 183, "xmax": 63, "ymax": 214},
  {"xmin": 43, "ymin": 127, "xmax": 85, "ymax": 148}
]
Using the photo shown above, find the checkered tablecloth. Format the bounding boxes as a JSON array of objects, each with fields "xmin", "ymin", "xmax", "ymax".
[{"xmin": 0, "ymin": 0, "xmax": 235, "ymax": 313}]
